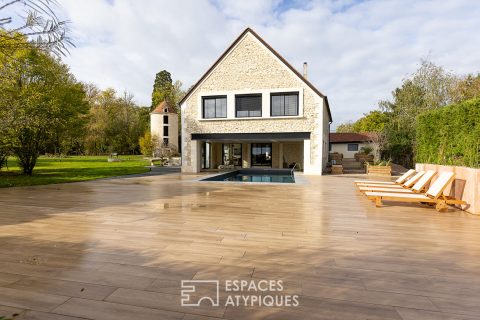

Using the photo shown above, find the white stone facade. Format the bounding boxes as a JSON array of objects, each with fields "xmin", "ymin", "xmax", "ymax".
[{"xmin": 181, "ymin": 29, "xmax": 331, "ymax": 174}]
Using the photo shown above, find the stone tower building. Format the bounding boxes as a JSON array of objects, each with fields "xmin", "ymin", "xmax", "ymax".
[{"xmin": 150, "ymin": 100, "xmax": 179, "ymax": 152}]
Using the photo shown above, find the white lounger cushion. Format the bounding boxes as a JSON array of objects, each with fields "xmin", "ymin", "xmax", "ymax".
[
  {"xmin": 354, "ymin": 169, "xmax": 416, "ymax": 185},
  {"xmin": 358, "ymin": 184, "xmax": 404, "ymax": 188},
  {"xmin": 411, "ymin": 170, "xmax": 436, "ymax": 192},
  {"xmin": 357, "ymin": 171, "xmax": 425, "ymax": 188},
  {"xmin": 426, "ymin": 171, "xmax": 455, "ymax": 198},
  {"xmin": 359, "ymin": 171, "xmax": 436, "ymax": 193},
  {"xmin": 365, "ymin": 191, "xmax": 431, "ymax": 200},
  {"xmin": 359, "ymin": 187, "xmax": 413, "ymax": 193},
  {"xmin": 403, "ymin": 171, "xmax": 425, "ymax": 187},
  {"xmin": 395, "ymin": 169, "xmax": 416, "ymax": 184},
  {"xmin": 355, "ymin": 180, "xmax": 394, "ymax": 185}
]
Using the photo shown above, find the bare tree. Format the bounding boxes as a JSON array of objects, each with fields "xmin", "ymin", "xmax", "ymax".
[
  {"xmin": 365, "ymin": 131, "xmax": 386, "ymax": 161},
  {"xmin": 0, "ymin": 0, "xmax": 73, "ymax": 56},
  {"xmin": 154, "ymin": 143, "xmax": 178, "ymax": 165}
]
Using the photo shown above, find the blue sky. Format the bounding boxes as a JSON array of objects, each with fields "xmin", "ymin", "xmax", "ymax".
[{"xmin": 50, "ymin": 0, "xmax": 480, "ymax": 127}]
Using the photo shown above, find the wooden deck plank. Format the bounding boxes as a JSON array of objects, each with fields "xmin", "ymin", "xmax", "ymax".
[{"xmin": 0, "ymin": 173, "xmax": 479, "ymax": 319}]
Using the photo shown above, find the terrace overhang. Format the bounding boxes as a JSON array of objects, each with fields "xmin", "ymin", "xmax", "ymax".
[{"xmin": 190, "ymin": 132, "xmax": 311, "ymax": 142}]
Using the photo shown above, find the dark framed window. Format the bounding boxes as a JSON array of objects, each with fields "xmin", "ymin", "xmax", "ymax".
[
  {"xmin": 202, "ymin": 96, "xmax": 227, "ymax": 119},
  {"xmin": 222, "ymin": 143, "xmax": 242, "ymax": 166},
  {"xmin": 163, "ymin": 125, "xmax": 168, "ymax": 137},
  {"xmin": 235, "ymin": 94, "xmax": 262, "ymax": 117},
  {"xmin": 251, "ymin": 143, "xmax": 272, "ymax": 167},
  {"xmin": 271, "ymin": 92, "xmax": 299, "ymax": 116},
  {"xmin": 163, "ymin": 115, "xmax": 168, "ymax": 124},
  {"xmin": 347, "ymin": 143, "xmax": 359, "ymax": 151},
  {"xmin": 163, "ymin": 138, "xmax": 169, "ymax": 146}
]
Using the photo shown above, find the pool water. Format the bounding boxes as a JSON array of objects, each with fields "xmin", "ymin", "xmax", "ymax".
[{"xmin": 202, "ymin": 169, "xmax": 295, "ymax": 183}]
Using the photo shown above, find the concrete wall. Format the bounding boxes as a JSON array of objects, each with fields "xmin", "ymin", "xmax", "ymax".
[
  {"xmin": 151, "ymin": 113, "xmax": 179, "ymax": 151},
  {"xmin": 322, "ymin": 104, "xmax": 331, "ymax": 172},
  {"xmin": 330, "ymin": 142, "xmax": 371, "ymax": 159},
  {"xmin": 416, "ymin": 163, "xmax": 480, "ymax": 215},
  {"xmin": 181, "ymin": 31, "xmax": 326, "ymax": 174}
]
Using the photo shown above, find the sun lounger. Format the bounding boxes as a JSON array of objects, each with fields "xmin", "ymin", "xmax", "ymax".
[
  {"xmin": 365, "ymin": 171, "xmax": 466, "ymax": 211},
  {"xmin": 356, "ymin": 171, "xmax": 425, "ymax": 190},
  {"xmin": 354, "ymin": 169, "xmax": 416, "ymax": 186},
  {"xmin": 358, "ymin": 170, "xmax": 436, "ymax": 193}
]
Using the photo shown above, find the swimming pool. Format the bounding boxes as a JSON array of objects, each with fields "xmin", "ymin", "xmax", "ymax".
[{"xmin": 201, "ymin": 169, "xmax": 295, "ymax": 183}]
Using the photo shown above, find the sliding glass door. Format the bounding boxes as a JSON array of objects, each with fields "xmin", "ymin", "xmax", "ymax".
[{"xmin": 251, "ymin": 143, "xmax": 272, "ymax": 167}]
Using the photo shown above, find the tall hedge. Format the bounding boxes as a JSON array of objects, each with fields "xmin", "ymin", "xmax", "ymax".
[{"xmin": 416, "ymin": 98, "xmax": 480, "ymax": 168}]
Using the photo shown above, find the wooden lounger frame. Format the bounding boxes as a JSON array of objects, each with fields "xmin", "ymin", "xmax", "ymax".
[{"xmin": 365, "ymin": 172, "xmax": 466, "ymax": 212}]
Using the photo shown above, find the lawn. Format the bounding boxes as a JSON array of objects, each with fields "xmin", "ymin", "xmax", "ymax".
[{"xmin": 0, "ymin": 155, "xmax": 150, "ymax": 188}]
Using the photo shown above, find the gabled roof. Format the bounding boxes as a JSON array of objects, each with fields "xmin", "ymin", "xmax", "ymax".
[
  {"xmin": 178, "ymin": 27, "xmax": 332, "ymax": 122},
  {"xmin": 330, "ymin": 132, "xmax": 377, "ymax": 143},
  {"xmin": 151, "ymin": 100, "xmax": 177, "ymax": 114}
]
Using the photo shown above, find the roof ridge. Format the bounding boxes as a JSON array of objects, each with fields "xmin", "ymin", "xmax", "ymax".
[{"xmin": 178, "ymin": 27, "xmax": 332, "ymax": 122}]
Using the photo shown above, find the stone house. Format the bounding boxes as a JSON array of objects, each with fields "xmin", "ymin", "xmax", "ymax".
[{"xmin": 179, "ymin": 28, "xmax": 332, "ymax": 174}]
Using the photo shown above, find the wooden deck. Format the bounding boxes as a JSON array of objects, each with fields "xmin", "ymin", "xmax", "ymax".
[{"xmin": 0, "ymin": 173, "xmax": 480, "ymax": 319}]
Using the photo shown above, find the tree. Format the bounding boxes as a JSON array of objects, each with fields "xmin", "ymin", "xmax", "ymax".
[
  {"xmin": 335, "ymin": 121, "xmax": 355, "ymax": 133},
  {"xmin": 374, "ymin": 60, "xmax": 458, "ymax": 167},
  {"xmin": 0, "ymin": 46, "xmax": 87, "ymax": 174},
  {"xmin": 0, "ymin": 0, "xmax": 73, "ymax": 57},
  {"xmin": 139, "ymin": 132, "xmax": 155, "ymax": 156},
  {"xmin": 379, "ymin": 80, "xmax": 426, "ymax": 167},
  {"xmin": 352, "ymin": 110, "xmax": 388, "ymax": 132},
  {"xmin": 0, "ymin": 139, "xmax": 8, "ymax": 170},
  {"xmin": 83, "ymin": 87, "xmax": 149, "ymax": 155},
  {"xmin": 151, "ymin": 70, "xmax": 173, "ymax": 110},
  {"xmin": 411, "ymin": 59, "xmax": 456, "ymax": 109},
  {"xmin": 450, "ymin": 73, "xmax": 480, "ymax": 103},
  {"xmin": 156, "ymin": 143, "xmax": 178, "ymax": 163}
]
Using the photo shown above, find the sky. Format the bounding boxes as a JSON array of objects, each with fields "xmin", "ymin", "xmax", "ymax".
[{"xmin": 49, "ymin": 0, "xmax": 480, "ymax": 126}]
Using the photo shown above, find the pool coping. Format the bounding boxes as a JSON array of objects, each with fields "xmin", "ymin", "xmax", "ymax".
[{"xmin": 195, "ymin": 170, "xmax": 309, "ymax": 186}]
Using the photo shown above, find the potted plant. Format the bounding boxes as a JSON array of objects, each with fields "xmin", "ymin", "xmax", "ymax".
[
  {"xmin": 355, "ymin": 146, "xmax": 374, "ymax": 163},
  {"xmin": 366, "ymin": 159, "xmax": 392, "ymax": 176}
]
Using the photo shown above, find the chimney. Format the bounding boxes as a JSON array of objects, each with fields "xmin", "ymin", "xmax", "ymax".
[{"xmin": 303, "ymin": 62, "xmax": 308, "ymax": 79}]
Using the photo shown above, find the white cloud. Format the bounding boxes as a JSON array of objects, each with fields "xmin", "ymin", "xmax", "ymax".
[{"xmin": 57, "ymin": 0, "xmax": 480, "ymax": 127}]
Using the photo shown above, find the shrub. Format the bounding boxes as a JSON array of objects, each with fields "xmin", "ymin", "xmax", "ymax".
[
  {"xmin": 370, "ymin": 159, "xmax": 391, "ymax": 166},
  {"xmin": 416, "ymin": 98, "xmax": 480, "ymax": 168},
  {"xmin": 360, "ymin": 146, "xmax": 373, "ymax": 155},
  {"xmin": 139, "ymin": 132, "xmax": 157, "ymax": 156}
]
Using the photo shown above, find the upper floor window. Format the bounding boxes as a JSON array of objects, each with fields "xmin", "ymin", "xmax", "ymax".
[
  {"xmin": 202, "ymin": 96, "xmax": 227, "ymax": 119},
  {"xmin": 271, "ymin": 92, "xmax": 299, "ymax": 116},
  {"xmin": 235, "ymin": 94, "xmax": 262, "ymax": 117},
  {"xmin": 163, "ymin": 115, "xmax": 168, "ymax": 124}
]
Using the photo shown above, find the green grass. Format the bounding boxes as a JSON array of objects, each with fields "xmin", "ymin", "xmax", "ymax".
[{"xmin": 0, "ymin": 155, "xmax": 150, "ymax": 188}]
